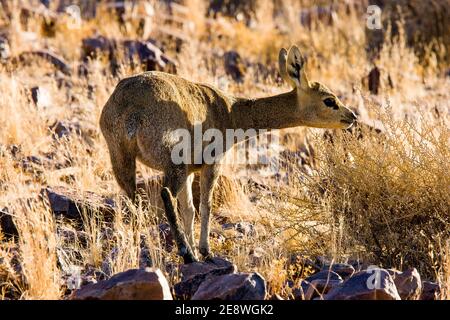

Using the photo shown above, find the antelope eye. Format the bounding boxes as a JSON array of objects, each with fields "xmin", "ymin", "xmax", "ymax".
[{"xmin": 323, "ymin": 98, "xmax": 338, "ymax": 109}]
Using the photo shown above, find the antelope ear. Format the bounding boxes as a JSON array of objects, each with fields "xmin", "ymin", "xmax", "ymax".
[
  {"xmin": 286, "ymin": 45, "xmax": 310, "ymax": 90},
  {"xmin": 278, "ymin": 48, "xmax": 296, "ymax": 88}
]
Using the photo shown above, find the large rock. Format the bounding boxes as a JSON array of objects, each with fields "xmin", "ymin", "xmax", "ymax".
[
  {"xmin": 301, "ymin": 270, "xmax": 343, "ymax": 300},
  {"xmin": 304, "ymin": 279, "xmax": 343, "ymax": 300},
  {"xmin": 420, "ymin": 281, "xmax": 441, "ymax": 300},
  {"xmin": 71, "ymin": 268, "xmax": 172, "ymax": 300},
  {"xmin": 389, "ymin": 268, "xmax": 421, "ymax": 300},
  {"xmin": 324, "ymin": 268, "xmax": 401, "ymax": 300},
  {"xmin": 174, "ymin": 257, "xmax": 236, "ymax": 300},
  {"xmin": 192, "ymin": 272, "xmax": 266, "ymax": 300}
]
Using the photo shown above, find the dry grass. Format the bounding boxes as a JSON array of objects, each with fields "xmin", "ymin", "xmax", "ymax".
[{"xmin": 0, "ymin": 0, "xmax": 449, "ymax": 299}]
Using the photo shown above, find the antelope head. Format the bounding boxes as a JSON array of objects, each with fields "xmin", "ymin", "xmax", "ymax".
[{"xmin": 279, "ymin": 45, "xmax": 357, "ymax": 129}]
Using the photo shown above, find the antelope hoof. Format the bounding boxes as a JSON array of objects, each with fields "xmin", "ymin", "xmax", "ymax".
[
  {"xmin": 199, "ymin": 246, "xmax": 214, "ymax": 260},
  {"xmin": 182, "ymin": 252, "xmax": 198, "ymax": 264},
  {"xmin": 179, "ymin": 246, "xmax": 198, "ymax": 264}
]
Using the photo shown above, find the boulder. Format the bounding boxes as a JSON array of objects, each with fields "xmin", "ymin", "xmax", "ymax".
[
  {"xmin": 389, "ymin": 268, "xmax": 421, "ymax": 300},
  {"xmin": 420, "ymin": 281, "xmax": 441, "ymax": 300},
  {"xmin": 304, "ymin": 279, "xmax": 343, "ymax": 300},
  {"xmin": 324, "ymin": 269, "xmax": 401, "ymax": 300},
  {"xmin": 71, "ymin": 268, "xmax": 172, "ymax": 300},
  {"xmin": 174, "ymin": 257, "xmax": 236, "ymax": 299},
  {"xmin": 192, "ymin": 272, "xmax": 266, "ymax": 300},
  {"xmin": 300, "ymin": 270, "xmax": 343, "ymax": 300}
]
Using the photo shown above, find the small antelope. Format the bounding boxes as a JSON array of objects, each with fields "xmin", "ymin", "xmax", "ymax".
[{"xmin": 100, "ymin": 45, "xmax": 356, "ymax": 263}]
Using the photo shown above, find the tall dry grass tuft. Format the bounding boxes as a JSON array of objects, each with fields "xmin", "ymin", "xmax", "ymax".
[
  {"xmin": 12, "ymin": 199, "xmax": 61, "ymax": 299},
  {"xmin": 302, "ymin": 102, "xmax": 449, "ymax": 281}
]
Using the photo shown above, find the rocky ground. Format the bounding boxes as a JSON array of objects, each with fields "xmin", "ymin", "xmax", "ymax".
[{"xmin": 0, "ymin": 0, "xmax": 449, "ymax": 300}]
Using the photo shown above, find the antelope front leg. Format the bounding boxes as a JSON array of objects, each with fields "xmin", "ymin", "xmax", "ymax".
[{"xmin": 199, "ymin": 164, "xmax": 219, "ymax": 259}]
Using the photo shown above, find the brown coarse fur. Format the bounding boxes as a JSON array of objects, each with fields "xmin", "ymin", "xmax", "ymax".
[{"xmin": 100, "ymin": 45, "xmax": 356, "ymax": 263}]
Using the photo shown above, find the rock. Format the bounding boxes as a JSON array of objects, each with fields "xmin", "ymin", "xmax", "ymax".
[
  {"xmin": 420, "ymin": 281, "xmax": 441, "ymax": 300},
  {"xmin": 223, "ymin": 51, "xmax": 246, "ymax": 83},
  {"xmin": 15, "ymin": 50, "xmax": 71, "ymax": 75},
  {"xmin": 43, "ymin": 186, "xmax": 115, "ymax": 221},
  {"xmin": 321, "ymin": 263, "xmax": 355, "ymax": 279},
  {"xmin": 291, "ymin": 282, "xmax": 305, "ymax": 300},
  {"xmin": 389, "ymin": 268, "xmax": 421, "ymax": 300},
  {"xmin": 174, "ymin": 257, "xmax": 236, "ymax": 300},
  {"xmin": 192, "ymin": 272, "xmax": 266, "ymax": 300},
  {"xmin": 324, "ymin": 269, "xmax": 401, "ymax": 300},
  {"xmin": 304, "ymin": 279, "xmax": 343, "ymax": 300},
  {"xmin": 49, "ymin": 120, "xmax": 82, "ymax": 139},
  {"xmin": 81, "ymin": 36, "xmax": 115, "ymax": 59},
  {"xmin": 81, "ymin": 37, "xmax": 177, "ymax": 74},
  {"xmin": 368, "ymin": 66, "xmax": 381, "ymax": 95},
  {"xmin": 301, "ymin": 270, "xmax": 343, "ymax": 299},
  {"xmin": 123, "ymin": 40, "xmax": 177, "ymax": 74},
  {"xmin": 305, "ymin": 270, "xmax": 343, "ymax": 283},
  {"xmin": 0, "ymin": 207, "xmax": 18, "ymax": 238},
  {"xmin": 71, "ymin": 268, "xmax": 172, "ymax": 300},
  {"xmin": 222, "ymin": 221, "xmax": 255, "ymax": 236}
]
